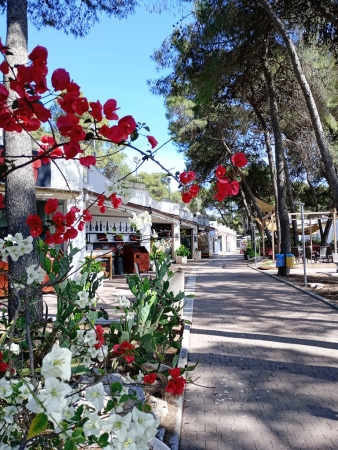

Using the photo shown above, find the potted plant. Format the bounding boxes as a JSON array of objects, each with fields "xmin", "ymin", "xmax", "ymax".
[
  {"xmin": 175, "ymin": 244, "xmax": 191, "ymax": 264},
  {"xmin": 114, "ymin": 233, "xmax": 124, "ymax": 242},
  {"xmin": 194, "ymin": 247, "xmax": 202, "ymax": 260}
]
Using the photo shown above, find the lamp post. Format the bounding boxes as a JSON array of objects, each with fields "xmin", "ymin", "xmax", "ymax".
[
  {"xmin": 294, "ymin": 201, "xmax": 307, "ymax": 287},
  {"xmin": 133, "ymin": 157, "xmax": 141, "ymax": 181}
]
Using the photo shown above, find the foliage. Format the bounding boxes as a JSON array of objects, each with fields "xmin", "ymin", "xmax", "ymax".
[{"xmin": 175, "ymin": 244, "xmax": 191, "ymax": 257}]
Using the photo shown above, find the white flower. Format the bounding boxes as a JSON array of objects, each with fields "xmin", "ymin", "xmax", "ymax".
[
  {"xmin": 25, "ymin": 391, "xmax": 48, "ymax": 414},
  {"xmin": 116, "ymin": 428, "xmax": 137, "ymax": 449},
  {"xmin": 3, "ymin": 405, "xmax": 18, "ymax": 423},
  {"xmin": 96, "ymin": 345, "xmax": 108, "ymax": 362},
  {"xmin": 85, "ymin": 382, "xmax": 105, "ymax": 411},
  {"xmin": 44, "ymin": 377, "xmax": 72, "ymax": 412},
  {"xmin": 0, "ymin": 378, "xmax": 12, "ymax": 398},
  {"xmin": 118, "ymin": 295, "xmax": 131, "ymax": 308},
  {"xmin": 83, "ymin": 411, "xmax": 102, "ymax": 437},
  {"xmin": 81, "ymin": 355, "xmax": 93, "ymax": 368},
  {"xmin": 5, "ymin": 342, "xmax": 20, "ymax": 355},
  {"xmin": 125, "ymin": 311, "xmax": 135, "ymax": 321},
  {"xmin": 101, "ymin": 411, "xmax": 131, "ymax": 441},
  {"xmin": 75, "ymin": 291, "xmax": 90, "ymax": 308},
  {"xmin": 151, "ymin": 229, "xmax": 158, "ymax": 238},
  {"xmin": 41, "ymin": 344, "xmax": 72, "ymax": 381},
  {"xmin": 17, "ymin": 380, "xmax": 34, "ymax": 403},
  {"xmin": 26, "ymin": 265, "xmax": 46, "ymax": 285},
  {"xmin": 131, "ymin": 406, "xmax": 159, "ymax": 439}
]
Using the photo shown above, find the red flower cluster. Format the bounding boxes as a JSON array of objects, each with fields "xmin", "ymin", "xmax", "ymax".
[
  {"xmin": 110, "ymin": 193, "xmax": 123, "ymax": 209},
  {"xmin": 0, "ymin": 351, "xmax": 9, "ymax": 372},
  {"xmin": 95, "ymin": 325, "xmax": 105, "ymax": 349},
  {"xmin": 165, "ymin": 367, "xmax": 186, "ymax": 396},
  {"xmin": 143, "ymin": 372, "xmax": 157, "ymax": 384},
  {"xmin": 113, "ymin": 340, "xmax": 135, "ymax": 364},
  {"xmin": 26, "ymin": 202, "xmax": 93, "ymax": 243},
  {"xmin": 0, "ymin": 44, "xmax": 155, "ymax": 175},
  {"xmin": 213, "ymin": 163, "xmax": 242, "ymax": 202},
  {"xmin": 179, "ymin": 171, "xmax": 199, "ymax": 204}
]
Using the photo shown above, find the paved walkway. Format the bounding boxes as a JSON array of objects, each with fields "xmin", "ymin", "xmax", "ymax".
[{"xmin": 180, "ymin": 254, "xmax": 338, "ymax": 450}]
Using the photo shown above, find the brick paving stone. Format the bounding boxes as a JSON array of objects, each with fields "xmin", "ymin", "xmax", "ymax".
[{"xmin": 180, "ymin": 254, "xmax": 338, "ymax": 450}]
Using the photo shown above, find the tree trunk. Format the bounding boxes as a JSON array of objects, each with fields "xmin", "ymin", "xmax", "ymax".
[
  {"xmin": 259, "ymin": 0, "xmax": 338, "ymax": 210},
  {"xmin": 262, "ymin": 43, "xmax": 290, "ymax": 275},
  {"xmin": 283, "ymin": 152, "xmax": 298, "ymax": 246},
  {"xmin": 250, "ymin": 102, "xmax": 280, "ymax": 246},
  {"xmin": 5, "ymin": 0, "xmax": 42, "ymax": 320}
]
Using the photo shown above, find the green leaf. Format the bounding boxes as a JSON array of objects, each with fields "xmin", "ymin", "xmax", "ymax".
[
  {"xmin": 27, "ymin": 413, "xmax": 48, "ymax": 440},
  {"xmin": 110, "ymin": 381, "xmax": 123, "ymax": 394},
  {"xmin": 64, "ymin": 438, "xmax": 78, "ymax": 450},
  {"xmin": 144, "ymin": 126, "xmax": 150, "ymax": 132},
  {"xmin": 98, "ymin": 433, "xmax": 109, "ymax": 447},
  {"xmin": 105, "ymin": 399, "xmax": 115, "ymax": 412},
  {"xmin": 72, "ymin": 428, "xmax": 84, "ymax": 439}
]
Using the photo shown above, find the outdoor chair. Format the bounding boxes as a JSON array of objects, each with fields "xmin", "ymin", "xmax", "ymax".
[
  {"xmin": 318, "ymin": 246, "xmax": 328, "ymax": 263},
  {"xmin": 305, "ymin": 246, "xmax": 316, "ymax": 263},
  {"xmin": 326, "ymin": 246, "xmax": 333, "ymax": 262},
  {"xmin": 291, "ymin": 247, "xmax": 301, "ymax": 263}
]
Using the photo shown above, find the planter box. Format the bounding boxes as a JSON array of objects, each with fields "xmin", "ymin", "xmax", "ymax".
[
  {"xmin": 175, "ymin": 255, "xmax": 187, "ymax": 264},
  {"xmin": 194, "ymin": 251, "xmax": 201, "ymax": 260}
]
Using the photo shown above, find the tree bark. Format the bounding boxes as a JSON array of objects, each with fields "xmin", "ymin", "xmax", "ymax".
[
  {"xmin": 283, "ymin": 152, "xmax": 298, "ymax": 246},
  {"xmin": 5, "ymin": 0, "xmax": 42, "ymax": 320},
  {"xmin": 262, "ymin": 42, "xmax": 290, "ymax": 275},
  {"xmin": 259, "ymin": 0, "xmax": 338, "ymax": 210}
]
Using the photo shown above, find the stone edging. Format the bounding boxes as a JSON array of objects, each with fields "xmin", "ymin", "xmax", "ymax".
[
  {"xmin": 249, "ymin": 263, "xmax": 338, "ymax": 311},
  {"xmin": 167, "ymin": 270, "xmax": 196, "ymax": 450}
]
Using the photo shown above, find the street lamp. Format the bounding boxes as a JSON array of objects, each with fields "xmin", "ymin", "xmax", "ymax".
[
  {"xmin": 133, "ymin": 157, "xmax": 141, "ymax": 181},
  {"xmin": 294, "ymin": 201, "xmax": 307, "ymax": 287}
]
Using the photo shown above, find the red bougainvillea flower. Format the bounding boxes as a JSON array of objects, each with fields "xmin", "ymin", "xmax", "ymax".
[
  {"xmin": 113, "ymin": 340, "xmax": 135, "ymax": 363},
  {"xmin": 147, "ymin": 135, "xmax": 158, "ymax": 149},
  {"xmin": 182, "ymin": 191, "xmax": 193, "ymax": 204},
  {"xmin": 97, "ymin": 195, "xmax": 105, "ymax": 207},
  {"xmin": 228, "ymin": 180, "xmax": 240, "ymax": 196},
  {"xmin": 165, "ymin": 377, "xmax": 186, "ymax": 396},
  {"xmin": 95, "ymin": 325, "xmax": 105, "ymax": 349},
  {"xmin": 26, "ymin": 214, "xmax": 43, "ymax": 237},
  {"xmin": 78, "ymin": 221, "xmax": 85, "ymax": 231},
  {"xmin": 189, "ymin": 184, "xmax": 199, "ymax": 198},
  {"xmin": 83, "ymin": 209, "xmax": 93, "ymax": 223},
  {"xmin": 231, "ymin": 152, "xmax": 248, "ymax": 168},
  {"xmin": 0, "ymin": 361, "xmax": 9, "ymax": 372},
  {"xmin": 110, "ymin": 193, "xmax": 122, "ymax": 209},
  {"xmin": 0, "ymin": 61, "xmax": 9, "ymax": 75},
  {"xmin": 63, "ymin": 227, "xmax": 78, "ymax": 241},
  {"xmin": 79, "ymin": 155, "xmax": 96, "ymax": 167},
  {"xmin": 0, "ymin": 84, "xmax": 9, "ymax": 103},
  {"xmin": 118, "ymin": 115, "xmax": 137, "ymax": 139},
  {"xmin": 44, "ymin": 198, "xmax": 59, "ymax": 215},
  {"xmin": 143, "ymin": 373, "xmax": 157, "ymax": 384},
  {"xmin": 100, "ymin": 206, "xmax": 106, "ymax": 214},
  {"xmin": 28, "ymin": 45, "xmax": 48, "ymax": 64},
  {"xmin": 215, "ymin": 165, "xmax": 226, "ymax": 179},
  {"xmin": 179, "ymin": 171, "xmax": 196, "ymax": 185},
  {"xmin": 51, "ymin": 68, "xmax": 71, "ymax": 91},
  {"xmin": 89, "ymin": 100, "xmax": 103, "ymax": 123},
  {"xmin": 169, "ymin": 368, "xmax": 181, "ymax": 379},
  {"xmin": 103, "ymin": 99, "xmax": 119, "ymax": 121}
]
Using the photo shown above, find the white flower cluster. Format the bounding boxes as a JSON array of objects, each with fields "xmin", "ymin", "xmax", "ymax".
[
  {"xmin": 0, "ymin": 343, "xmax": 160, "ymax": 450},
  {"xmin": 70, "ymin": 329, "xmax": 108, "ymax": 367},
  {"xmin": 128, "ymin": 211, "xmax": 152, "ymax": 232},
  {"xmin": 26, "ymin": 264, "xmax": 46, "ymax": 285},
  {"xmin": 0, "ymin": 233, "xmax": 33, "ymax": 262}
]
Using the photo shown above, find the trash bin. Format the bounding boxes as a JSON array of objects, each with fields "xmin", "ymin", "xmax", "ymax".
[
  {"xmin": 275, "ymin": 254, "xmax": 285, "ymax": 267},
  {"xmin": 286, "ymin": 254, "xmax": 295, "ymax": 268}
]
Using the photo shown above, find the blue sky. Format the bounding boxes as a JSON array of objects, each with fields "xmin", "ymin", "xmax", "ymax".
[{"xmin": 0, "ymin": 5, "xmax": 188, "ymax": 176}]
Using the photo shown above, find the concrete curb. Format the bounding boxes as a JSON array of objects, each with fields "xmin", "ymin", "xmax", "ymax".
[
  {"xmin": 168, "ymin": 270, "xmax": 196, "ymax": 450},
  {"xmin": 249, "ymin": 263, "xmax": 338, "ymax": 311}
]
